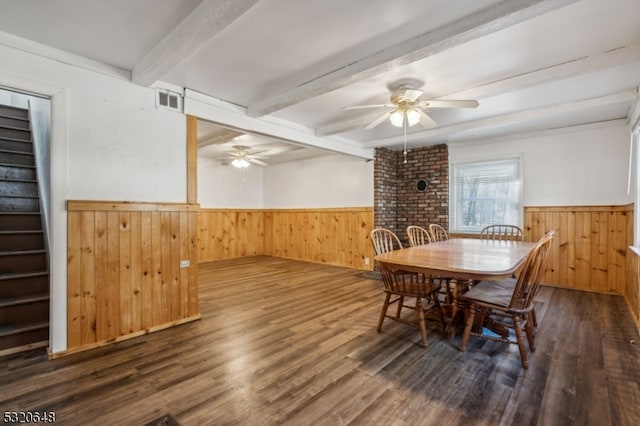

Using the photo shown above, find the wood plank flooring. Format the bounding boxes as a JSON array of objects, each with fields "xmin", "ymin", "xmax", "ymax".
[{"xmin": 1, "ymin": 256, "xmax": 639, "ymax": 425}]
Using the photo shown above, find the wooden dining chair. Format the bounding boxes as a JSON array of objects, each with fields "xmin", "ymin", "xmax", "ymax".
[
  {"xmin": 377, "ymin": 260, "xmax": 446, "ymax": 347},
  {"xmin": 459, "ymin": 230, "xmax": 556, "ymax": 369},
  {"xmin": 406, "ymin": 225, "xmax": 432, "ymax": 247},
  {"xmin": 406, "ymin": 224, "xmax": 453, "ymax": 307},
  {"xmin": 370, "ymin": 228, "xmax": 403, "ymax": 255},
  {"xmin": 480, "ymin": 224, "xmax": 525, "ymax": 241},
  {"xmin": 370, "ymin": 228, "xmax": 407, "ymax": 320},
  {"xmin": 429, "ymin": 224, "xmax": 449, "ymax": 242},
  {"xmin": 424, "ymin": 223, "xmax": 457, "ymax": 314}
]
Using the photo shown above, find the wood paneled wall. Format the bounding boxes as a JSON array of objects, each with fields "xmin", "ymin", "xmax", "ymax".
[
  {"xmin": 197, "ymin": 209, "xmax": 265, "ymax": 262},
  {"xmin": 524, "ymin": 205, "xmax": 633, "ymax": 294},
  {"xmin": 264, "ymin": 208, "xmax": 374, "ymax": 270},
  {"xmin": 197, "ymin": 208, "xmax": 375, "ymax": 270},
  {"xmin": 626, "ymin": 248, "xmax": 640, "ymax": 332},
  {"xmin": 66, "ymin": 201, "xmax": 200, "ymax": 353}
]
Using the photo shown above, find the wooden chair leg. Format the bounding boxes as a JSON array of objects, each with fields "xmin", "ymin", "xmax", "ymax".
[
  {"xmin": 395, "ymin": 296, "xmax": 404, "ymax": 318},
  {"xmin": 377, "ymin": 293, "xmax": 391, "ymax": 332},
  {"xmin": 531, "ymin": 307, "xmax": 538, "ymax": 327},
  {"xmin": 512, "ymin": 315, "xmax": 529, "ymax": 369},
  {"xmin": 459, "ymin": 304, "xmax": 477, "ymax": 351},
  {"xmin": 417, "ymin": 298, "xmax": 427, "ymax": 347},
  {"xmin": 524, "ymin": 312, "xmax": 536, "ymax": 352}
]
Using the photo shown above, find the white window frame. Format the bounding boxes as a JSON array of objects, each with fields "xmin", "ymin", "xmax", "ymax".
[{"xmin": 450, "ymin": 156, "xmax": 523, "ymax": 234}]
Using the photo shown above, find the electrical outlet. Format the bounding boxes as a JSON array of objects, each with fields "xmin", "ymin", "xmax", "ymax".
[
  {"xmin": 364, "ymin": 257, "xmax": 370, "ymax": 266},
  {"xmin": 179, "ymin": 260, "xmax": 190, "ymax": 268}
]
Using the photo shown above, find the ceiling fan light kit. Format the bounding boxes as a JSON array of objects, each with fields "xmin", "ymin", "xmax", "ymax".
[
  {"xmin": 345, "ymin": 80, "xmax": 479, "ymax": 131},
  {"xmin": 344, "ymin": 79, "xmax": 479, "ymax": 164},
  {"xmin": 390, "ymin": 109, "xmax": 420, "ymax": 127},
  {"xmin": 226, "ymin": 145, "xmax": 269, "ymax": 168},
  {"xmin": 231, "ymin": 157, "xmax": 250, "ymax": 168}
]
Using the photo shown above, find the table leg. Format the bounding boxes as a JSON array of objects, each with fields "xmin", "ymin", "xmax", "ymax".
[{"xmin": 445, "ymin": 279, "xmax": 472, "ymax": 339}]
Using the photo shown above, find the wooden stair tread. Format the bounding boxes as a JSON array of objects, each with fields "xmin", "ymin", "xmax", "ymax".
[
  {"xmin": 0, "ymin": 294, "xmax": 49, "ymax": 307},
  {"xmin": 0, "ymin": 271, "xmax": 48, "ymax": 281},
  {"xmin": 0, "ymin": 194, "xmax": 40, "ymax": 199},
  {"xmin": 1, "ymin": 177, "xmax": 38, "ymax": 183},
  {"xmin": 0, "ymin": 148, "xmax": 34, "ymax": 156},
  {"xmin": 0, "ymin": 230, "xmax": 44, "ymax": 235},
  {"xmin": 0, "ymin": 136, "xmax": 32, "ymax": 143},
  {"xmin": 0, "ymin": 249, "xmax": 46, "ymax": 256},
  {"xmin": 0, "ymin": 124, "xmax": 30, "ymax": 132},
  {"xmin": 0, "ymin": 320, "xmax": 48, "ymax": 337},
  {"xmin": 0, "ymin": 211, "xmax": 40, "ymax": 215},
  {"xmin": 0, "ymin": 162, "xmax": 36, "ymax": 169},
  {"xmin": 0, "ymin": 113, "xmax": 29, "ymax": 122}
]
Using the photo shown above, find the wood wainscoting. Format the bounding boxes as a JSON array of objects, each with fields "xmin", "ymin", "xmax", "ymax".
[
  {"xmin": 197, "ymin": 209, "xmax": 265, "ymax": 262},
  {"xmin": 264, "ymin": 208, "xmax": 374, "ymax": 270},
  {"xmin": 627, "ymin": 247, "xmax": 640, "ymax": 332},
  {"xmin": 197, "ymin": 207, "xmax": 375, "ymax": 270},
  {"xmin": 66, "ymin": 201, "xmax": 200, "ymax": 354},
  {"xmin": 524, "ymin": 204, "xmax": 633, "ymax": 295}
]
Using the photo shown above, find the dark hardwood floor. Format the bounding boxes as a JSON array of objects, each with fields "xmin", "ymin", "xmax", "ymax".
[{"xmin": 1, "ymin": 256, "xmax": 639, "ymax": 425}]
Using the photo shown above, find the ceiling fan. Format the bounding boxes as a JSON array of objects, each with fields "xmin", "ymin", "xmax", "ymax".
[
  {"xmin": 224, "ymin": 145, "xmax": 269, "ymax": 168},
  {"xmin": 344, "ymin": 80, "xmax": 479, "ymax": 130}
]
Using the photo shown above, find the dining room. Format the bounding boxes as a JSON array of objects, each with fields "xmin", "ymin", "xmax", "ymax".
[{"xmin": 1, "ymin": 0, "xmax": 640, "ymax": 425}]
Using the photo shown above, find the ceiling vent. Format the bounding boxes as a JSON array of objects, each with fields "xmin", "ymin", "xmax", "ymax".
[{"xmin": 156, "ymin": 88, "xmax": 183, "ymax": 113}]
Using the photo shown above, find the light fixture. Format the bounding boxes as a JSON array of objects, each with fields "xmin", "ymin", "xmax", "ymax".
[
  {"xmin": 231, "ymin": 157, "xmax": 250, "ymax": 168},
  {"xmin": 390, "ymin": 109, "xmax": 420, "ymax": 128}
]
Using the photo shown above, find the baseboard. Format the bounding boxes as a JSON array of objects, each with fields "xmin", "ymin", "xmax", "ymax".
[{"xmin": 49, "ymin": 315, "xmax": 201, "ymax": 359}]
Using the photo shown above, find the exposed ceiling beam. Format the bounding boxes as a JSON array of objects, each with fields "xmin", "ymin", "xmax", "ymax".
[
  {"xmin": 246, "ymin": 0, "xmax": 580, "ymax": 118},
  {"xmin": 184, "ymin": 89, "xmax": 374, "ymax": 160},
  {"xmin": 444, "ymin": 43, "xmax": 640, "ymax": 101},
  {"xmin": 364, "ymin": 90, "xmax": 639, "ymax": 148},
  {"xmin": 132, "ymin": 0, "xmax": 260, "ymax": 86},
  {"xmin": 447, "ymin": 119, "xmax": 628, "ymax": 147},
  {"xmin": 316, "ymin": 43, "xmax": 640, "ymax": 136}
]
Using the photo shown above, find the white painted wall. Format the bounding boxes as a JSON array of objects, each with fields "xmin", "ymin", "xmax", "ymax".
[
  {"xmin": 198, "ymin": 157, "xmax": 263, "ymax": 208},
  {"xmin": 0, "ymin": 43, "xmax": 187, "ymax": 353},
  {"xmin": 66, "ymin": 85, "xmax": 185, "ymax": 202},
  {"xmin": 198, "ymin": 153, "xmax": 374, "ymax": 208},
  {"xmin": 448, "ymin": 123, "xmax": 631, "ymax": 206},
  {"xmin": 263, "ymin": 154, "xmax": 374, "ymax": 208},
  {"xmin": 0, "ymin": 45, "xmax": 187, "ymax": 202}
]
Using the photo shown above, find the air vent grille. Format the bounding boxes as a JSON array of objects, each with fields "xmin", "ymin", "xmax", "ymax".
[{"xmin": 156, "ymin": 89, "xmax": 183, "ymax": 112}]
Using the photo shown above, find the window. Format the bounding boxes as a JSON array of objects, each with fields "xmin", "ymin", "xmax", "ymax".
[{"xmin": 450, "ymin": 157, "xmax": 522, "ymax": 233}]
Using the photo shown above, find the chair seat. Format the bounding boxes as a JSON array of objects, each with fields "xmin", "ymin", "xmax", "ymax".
[{"xmin": 463, "ymin": 278, "xmax": 516, "ymax": 308}]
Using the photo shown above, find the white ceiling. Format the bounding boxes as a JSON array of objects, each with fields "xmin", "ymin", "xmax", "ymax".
[{"xmin": 1, "ymin": 0, "xmax": 639, "ymax": 164}]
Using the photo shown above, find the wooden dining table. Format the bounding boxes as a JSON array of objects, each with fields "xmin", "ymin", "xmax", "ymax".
[
  {"xmin": 374, "ymin": 238, "xmax": 537, "ymax": 281},
  {"xmin": 374, "ymin": 238, "xmax": 537, "ymax": 337}
]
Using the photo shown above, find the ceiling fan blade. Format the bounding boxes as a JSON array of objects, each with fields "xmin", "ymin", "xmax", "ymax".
[
  {"xmin": 343, "ymin": 104, "xmax": 393, "ymax": 110},
  {"xmin": 421, "ymin": 100, "xmax": 479, "ymax": 109},
  {"xmin": 365, "ymin": 111, "xmax": 392, "ymax": 130},
  {"xmin": 249, "ymin": 158, "xmax": 269, "ymax": 167},
  {"xmin": 417, "ymin": 110, "xmax": 437, "ymax": 129}
]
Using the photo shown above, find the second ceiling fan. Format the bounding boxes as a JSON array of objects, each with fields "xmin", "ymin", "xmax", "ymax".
[{"xmin": 344, "ymin": 80, "xmax": 479, "ymax": 130}]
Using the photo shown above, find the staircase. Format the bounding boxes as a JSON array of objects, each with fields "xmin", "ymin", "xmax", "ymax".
[{"xmin": 0, "ymin": 103, "xmax": 49, "ymax": 356}]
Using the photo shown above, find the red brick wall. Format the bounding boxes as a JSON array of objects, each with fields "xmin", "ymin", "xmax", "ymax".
[{"xmin": 373, "ymin": 145, "xmax": 449, "ymax": 246}]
